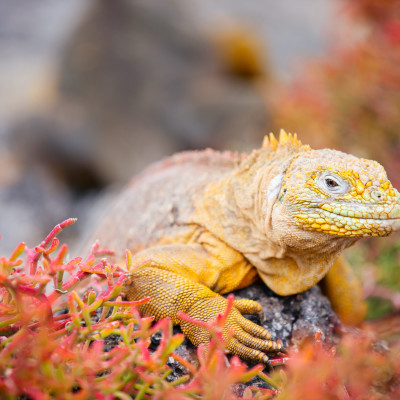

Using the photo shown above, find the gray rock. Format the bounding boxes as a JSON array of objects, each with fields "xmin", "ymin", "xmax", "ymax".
[{"xmin": 233, "ymin": 283, "xmax": 340, "ymax": 349}]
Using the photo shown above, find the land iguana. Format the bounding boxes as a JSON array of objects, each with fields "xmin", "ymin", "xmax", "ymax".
[{"xmin": 89, "ymin": 130, "xmax": 400, "ymax": 364}]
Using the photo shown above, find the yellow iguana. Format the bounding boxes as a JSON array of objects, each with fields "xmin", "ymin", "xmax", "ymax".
[{"xmin": 89, "ymin": 131, "xmax": 400, "ymax": 363}]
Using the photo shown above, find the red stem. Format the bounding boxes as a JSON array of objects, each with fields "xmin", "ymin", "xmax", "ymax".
[{"xmin": 28, "ymin": 218, "xmax": 77, "ymax": 275}]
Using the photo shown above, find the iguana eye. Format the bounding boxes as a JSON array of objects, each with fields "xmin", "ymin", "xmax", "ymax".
[
  {"xmin": 318, "ymin": 173, "xmax": 348, "ymax": 195},
  {"xmin": 325, "ymin": 178, "xmax": 339, "ymax": 188}
]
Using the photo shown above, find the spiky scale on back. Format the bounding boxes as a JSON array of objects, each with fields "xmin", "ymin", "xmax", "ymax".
[{"xmin": 262, "ymin": 129, "xmax": 310, "ymax": 152}]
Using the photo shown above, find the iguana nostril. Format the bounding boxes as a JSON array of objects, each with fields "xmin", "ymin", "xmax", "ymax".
[{"xmin": 371, "ymin": 191, "xmax": 382, "ymax": 201}]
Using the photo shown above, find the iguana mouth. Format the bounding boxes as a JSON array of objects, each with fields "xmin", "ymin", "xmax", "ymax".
[
  {"xmin": 318, "ymin": 202, "xmax": 400, "ymax": 220},
  {"xmin": 295, "ymin": 202, "xmax": 400, "ymax": 236}
]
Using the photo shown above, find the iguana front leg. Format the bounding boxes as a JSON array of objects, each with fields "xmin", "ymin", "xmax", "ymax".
[{"xmin": 120, "ymin": 240, "xmax": 282, "ymax": 363}]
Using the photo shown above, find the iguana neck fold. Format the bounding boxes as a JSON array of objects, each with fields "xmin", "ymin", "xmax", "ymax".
[{"xmin": 192, "ymin": 148, "xmax": 286, "ymax": 257}]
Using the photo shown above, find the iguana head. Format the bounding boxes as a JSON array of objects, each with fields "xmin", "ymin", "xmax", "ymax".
[{"xmin": 268, "ymin": 131, "xmax": 400, "ymax": 239}]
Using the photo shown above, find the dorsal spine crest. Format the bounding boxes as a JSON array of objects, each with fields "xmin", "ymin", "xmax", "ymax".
[{"xmin": 262, "ymin": 129, "xmax": 310, "ymax": 151}]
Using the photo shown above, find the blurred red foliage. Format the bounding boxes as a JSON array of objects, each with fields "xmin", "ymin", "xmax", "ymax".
[
  {"xmin": 0, "ymin": 219, "xmax": 399, "ymax": 398},
  {"xmin": 272, "ymin": 331, "xmax": 400, "ymax": 400}
]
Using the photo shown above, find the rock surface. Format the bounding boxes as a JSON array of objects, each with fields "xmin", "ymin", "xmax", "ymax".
[{"xmin": 233, "ymin": 283, "xmax": 340, "ymax": 349}]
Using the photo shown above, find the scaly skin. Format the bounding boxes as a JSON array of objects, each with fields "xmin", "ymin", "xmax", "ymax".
[{"xmin": 89, "ymin": 130, "xmax": 400, "ymax": 364}]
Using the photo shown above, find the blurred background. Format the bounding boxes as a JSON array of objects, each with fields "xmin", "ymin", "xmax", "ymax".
[{"xmin": 0, "ymin": 0, "xmax": 399, "ymax": 325}]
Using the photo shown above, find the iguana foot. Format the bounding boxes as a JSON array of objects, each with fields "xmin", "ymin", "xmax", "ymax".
[
  {"xmin": 180, "ymin": 296, "xmax": 282, "ymax": 364},
  {"xmin": 122, "ymin": 265, "xmax": 281, "ymax": 364}
]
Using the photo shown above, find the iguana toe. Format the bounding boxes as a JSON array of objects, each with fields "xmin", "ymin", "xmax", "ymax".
[
  {"xmin": 234, "ymin": 298, "xmax": 264, "ymax": 321},
  {"xmin": 227, "ymin": 338, "xmax": 270, "ymax": 364},
  {"xmin": 237, "ymin": 313, "xmax": 272, "ymax": 340}
]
